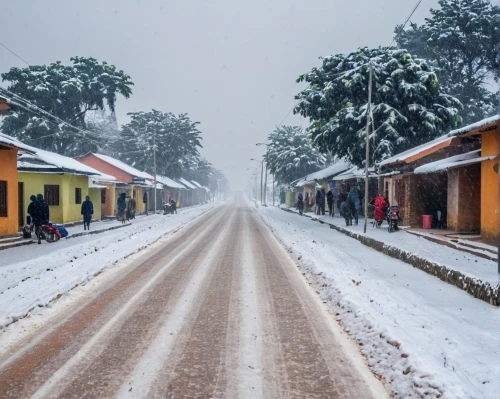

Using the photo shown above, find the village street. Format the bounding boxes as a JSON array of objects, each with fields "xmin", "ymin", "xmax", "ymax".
[
  {"xmin": 0, "ymin": 196, "xmax": 498, "ymax": 398},
  {"xmin": 0, "ymin": 197, "xmax": 388, "ymax": 399}
]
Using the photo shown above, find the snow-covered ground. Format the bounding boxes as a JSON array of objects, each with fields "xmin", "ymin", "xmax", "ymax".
[
  {"xmin": 0, "ymin": 203, "xmax": 217, "ymax": 330},
  {"xmin": 259, "ymin": 205, "xmax": 500, "ymax": 399},
  {"xmin": 289, "ymin": 208, "xmax": 499, "ymax": 286}
]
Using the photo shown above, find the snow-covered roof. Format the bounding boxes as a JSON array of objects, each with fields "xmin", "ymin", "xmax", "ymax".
[
  {"xmin": 0, "ymin": 132, "xmax": 36, "ymax": 154},
  {"xmin": 332, "ymin": 167, "xmax": 376, "ymax": 181},
  {"xmin": 18, "ymin": 148, "xmax": 114, "ymax": 178},
  {"xmin": 157, "ymin": 175, "xmax": 186, "ymax": 189},
  {"xmin": 179, "ymin": 178, "xmax": 197, "ymax": 189},
  {"xmin": 191, "ymin": 180, "xmax": 203, "ymax": 189},
  {"xmin": 414, "ymin": 150, "xmax": 496, "ymax": 174},
  {"xmin": 89, "ymin": 181, "xmax": 107, "ymax": 189},
  {"xmin": 91, "ymin": 153, "xmax": 153, "ymax": 180},
  {"xmin": 380, "ymin": 135, "xmax": 453, "ymax": 167},
  {"xmin": 304, "ymin": 159, "xmax": 351, "ymax": 181},
  {"xmin": 380, "ymin": 115, "xmax": 500, "ymax": 168},
  {"xmin": 448, "ymin": 115, "xmax": 500, "ymax": 137},
  {"xmin": 295, "ymin": 179, "xmax": 316, "ymax": 188}
]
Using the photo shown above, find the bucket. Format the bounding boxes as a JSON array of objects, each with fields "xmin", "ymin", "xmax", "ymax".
[{"xmin": 422, "ymin": 215, "xmax": 433, "ymax": 229}]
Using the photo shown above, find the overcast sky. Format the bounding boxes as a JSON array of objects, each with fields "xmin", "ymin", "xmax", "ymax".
[{"xmin": 1, "ymin": 0, "xmax": 442, "ymax": 189}]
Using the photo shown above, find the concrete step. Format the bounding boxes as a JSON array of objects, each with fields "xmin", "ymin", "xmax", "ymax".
[
  {"xmin": 0, "ymin": 239, "xmax": 33, "ymax": 251},
  {"xmin": 0, "ymin": 235, "xmax": 23, "ymax": 244}
]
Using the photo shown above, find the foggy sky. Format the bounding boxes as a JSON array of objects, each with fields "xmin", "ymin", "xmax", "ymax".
[{"xmin": 0, "ymin": 0, "xmax": 440, "ymax": 189}]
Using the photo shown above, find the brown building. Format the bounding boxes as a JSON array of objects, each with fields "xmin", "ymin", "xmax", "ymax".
[{"xmin": 380, "ymin": 116, "xmax": 499, "ymax": 244}]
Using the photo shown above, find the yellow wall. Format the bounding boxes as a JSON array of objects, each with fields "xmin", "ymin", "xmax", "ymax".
[
  {"xmin": 0, "ymin": 148, "xmax": 19, "ymax": 235},
  {"xmin": 480, "ymin": 130, "xmax": 499, "ymax": 242},
  {"xmin": 19, "ymin": 173, "xmax": 91, "ymax": 224},
  {"xmin": 88, "ymin": 188, "xmax": 102, "ymax": 220}
]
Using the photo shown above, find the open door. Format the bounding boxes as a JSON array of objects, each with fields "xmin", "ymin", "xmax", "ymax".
[{"xmin": 18, "ymin": 182, "xmax": 24, "ymax": 227}]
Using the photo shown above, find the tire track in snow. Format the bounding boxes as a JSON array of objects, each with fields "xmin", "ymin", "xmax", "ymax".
[
  {"xmin": 0, "ymin": 205, "xmax": 227, "ymax": 399},
  {"xmin": 148, "ymin": 202, "xmax": 244, "ymax": 398}
]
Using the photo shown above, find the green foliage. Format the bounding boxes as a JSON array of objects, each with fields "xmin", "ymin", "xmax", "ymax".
[
  {"xmin": 395, "ymin": 0, "xmax": 500, "ymax": 123},
  {"xmin": 266, "ymin": 125, "xmax": 326, "ymax": 184},
  {"xmin": 0, "ymin": 57, "xmax": 133, "ymax": 155},
  {"xmin": 113, "ymin": 110, "xmax": 202, "ymax": 179},
  {"xmin": 294, "ymin": 47, "xmax": 462, "ymax": 167}
]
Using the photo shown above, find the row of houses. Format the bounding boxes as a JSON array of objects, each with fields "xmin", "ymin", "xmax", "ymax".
[
  {"xmin": 283, "ymin": 115, "xmax": 499, "ymax": 245},
  {"xmin": 0, "ymin": 133, "xmax": 211, "ymax": 237}
]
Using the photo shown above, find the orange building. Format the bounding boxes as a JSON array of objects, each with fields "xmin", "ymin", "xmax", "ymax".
[{"xmin": 0, "ymin": 133, "xmax": 35, "ymax": 236}]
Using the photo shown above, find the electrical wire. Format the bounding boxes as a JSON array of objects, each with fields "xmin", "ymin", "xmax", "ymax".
[
  {"xmin": 0, "ymin": 40, "xmax": 30, "ymax": 66},
  {"xmin": 389, "ymin": 0, "xmax": 424, "ymax": 48},
  {"xmin": 276, "ymin": 0, "xmax": 425, "ymax": 128}
]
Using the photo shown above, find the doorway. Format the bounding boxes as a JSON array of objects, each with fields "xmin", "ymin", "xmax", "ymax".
[{"xmin": 18, "ymin": 182, "xmax": 24, "ymax": 227}]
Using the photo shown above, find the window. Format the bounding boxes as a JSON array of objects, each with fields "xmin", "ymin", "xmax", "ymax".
[
  {"xmin": 44, "ymin": 185, "xmax": 60, "ymax": 206},
  {"xmin": 75, "ymin": 188, "xmax": 82, "ymax": 204},
  {"xmin": 0, "ymin": 181, "xmax": 7, "ymax": 217},
  {"xmin": 385, "ymin": 181, "xmax": 389, "ymax": 200},
  {"xmin": 101, "ymin": 189, "xmax": 106, "ymax": 204}
]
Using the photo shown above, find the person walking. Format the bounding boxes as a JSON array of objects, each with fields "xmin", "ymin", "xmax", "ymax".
[
  {"xmin": 143, "ymin": 191, "xmax": 149, "ymax": 216},
  {"xmin": 337, "ymin": 190, "xmax": 346, "ymax": 217},
  {"xmin": 117, "ymin": 192, "xmax": 127, "ymax": 224},
  {"xmin": 36, "ymin": 194, "xmax": 50, "ymax": 224},
  {"xmin": 170, "ymin": 199, "xmax": 177, "ymax": 214},
  {"xmin": 373, "ymin": 193, "xmax": 389, "ymax": 227},
  {"xmin": 347, "ymin": 187, "xmax": 359, "ymax": 225},
  {"xmin": 326, "ymin": 190, "xmax": 334, "ymax": 217},
  {"xmin": 81, "ymin": 195, "xmax": 94, "ymax": 230},
  {"xmin": 28, "ymin": 195, "xmax": 42, "ymax": 244}
]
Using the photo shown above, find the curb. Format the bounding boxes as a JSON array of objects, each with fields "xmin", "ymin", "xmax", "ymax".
[
  {"xmin": 280, "ymin": 208, "xmax": 500, "ymax": 306},
  {"xmin": 66, "ymin": 223, "xmax": 131, "ymax": 240}
]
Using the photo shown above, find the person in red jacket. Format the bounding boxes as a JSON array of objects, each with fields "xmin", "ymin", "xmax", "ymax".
[{"xmin": 374, "ymin": 193, "xmax": 389, "ymax": 227}]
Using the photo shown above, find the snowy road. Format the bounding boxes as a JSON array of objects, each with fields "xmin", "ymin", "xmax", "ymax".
[{"xmin": 0, "ymin": 197, "xmax": 387, "ymax": 398}]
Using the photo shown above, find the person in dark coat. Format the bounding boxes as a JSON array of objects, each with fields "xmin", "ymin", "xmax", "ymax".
[
  {"xmin": 81, "ymin": 195, "xmax": 94, "ymax": 230},
  {"xmin": 315, "ymin": 190, "xmax": 326, "ymax": 215},
  {"xmin": 337, "ymin": 191, "xmax": 346, "ymax": 217},
  {"xmin": 28, "ymin": 195, "xmax": 43, "ymax": 244},
  {"xmin": 341, "ymin": 201, "xmax": 352, "ymax": 226},
  {"xmin": 36, "ymin": 194, "xmax": 49, "ymax": 224},
  {"xmin": 170, "ymin": 199, "xmax": 177, "ymax": 214},
  {"xmin": 143, "ymin": 191, "xmax": 148, "ymax": 216},
  {"xmin": 117, "ymin": 193, "xmax": 127, "ymax": 224},
  {"xmin": 347, "ymin": 187, "xmax": 360, "ymax": 225},
  {"xmin": 326, "ymin": 190, "xmax": 334, "ymax": 217}
]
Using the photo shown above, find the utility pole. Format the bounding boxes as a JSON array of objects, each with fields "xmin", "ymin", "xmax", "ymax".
[
  {"xmin": 263, "ymin": 163, "xmax": 268, "ymax": 206},
  {"xmin": 153, "ymin": 130, "xmax": 157, "ymax": 213},
  {"xmin": 272, "ymin": 173, "xmax": 275, "ymax": 206},
  {"xmin": 260, "ymin": 158, "xmax": 265, "ymax": 206},
  {"xmin": 363, "ymin": 63, "xmax": 373, "ymax": 234}
]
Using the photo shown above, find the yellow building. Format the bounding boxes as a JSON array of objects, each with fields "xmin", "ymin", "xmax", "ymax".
[{"xmin": 18, "ymin": 148, "xmax": 114, "ymax": 224}]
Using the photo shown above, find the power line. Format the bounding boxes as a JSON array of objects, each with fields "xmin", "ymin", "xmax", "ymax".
[
  {"xmin": 0, "ymin": 85, "xmax": 119, "ymax": 144},
  {"xmin": 0, "ymin": 40, "xmax": 30, "ymax": 66},
  {"xmin": 276, "ymin": 0, "xmax": 425, "ymax": 129},
  {"xmin": 389, "ymin": 0, "xmax": 424, "ymax": 48}
]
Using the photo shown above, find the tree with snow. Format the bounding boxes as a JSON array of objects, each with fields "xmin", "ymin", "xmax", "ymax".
[
  {"xmin": 395, "ymin": 0, "xmax": 500, "ymax": 123},
  {"xmin": 265, "ymin": 125, "xmax": 326, "ymax": 184},
  {"xmin": 113, "ymin": 110, "xmax": 202, "ymax": 179},
  {"xmin": 294, "ymin": 47, "xmax": 462, "ymax": 167},
  {"xmin": 0, "ymin": 57, "xmax": 133, "ymax": 156},
  {"xmin": 183, "ymin": 158, "xmax": 215, "ymax": 187}
]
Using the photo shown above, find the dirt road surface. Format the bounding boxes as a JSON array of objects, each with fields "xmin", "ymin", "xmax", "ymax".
[{"xmin": 0, "ymin": 197, "xmax": 388, "ymax": 398}]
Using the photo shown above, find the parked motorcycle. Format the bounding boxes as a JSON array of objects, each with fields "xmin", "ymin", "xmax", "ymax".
[
  {"xmin": 386, "ymin": 206, "xmax": 401, "ymax": 233},
  {"xmin": 40, "ymin": 223, "xmax": 62, "ymax": 243}
]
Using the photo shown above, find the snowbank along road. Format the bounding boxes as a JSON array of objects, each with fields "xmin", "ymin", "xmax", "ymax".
[{"xmin": 0, "ymin": 196, "xmax": 388, "ymax": 398}]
